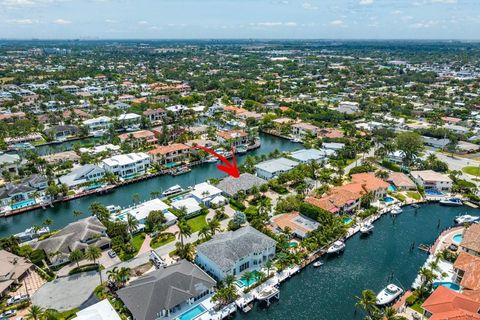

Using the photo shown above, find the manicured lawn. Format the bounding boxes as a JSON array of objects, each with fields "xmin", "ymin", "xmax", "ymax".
[
  {"xmin": 411, "ymin": 300, "xmax": 424, "ymax": 314},
  {"xmin": 406, "ymin": 191, "xmax": 422, "ymax": 200},
  {"xmin": 186, "ymin": 213, "xmax": 208, "ymax": 233},
  {"xmin": 394, "ymin": 193, "xmax": 407, "ymax": 202},
  {"xmin": 150, "ymin": 233, "xmax": 176, "ymax": 249},
  {"xmin": 463, "ymin": 166, "xmax": 480, "ymax": 177},
  {"xmin": 131, "ymin": 232, "xmax": 146, "ymax": 251}
]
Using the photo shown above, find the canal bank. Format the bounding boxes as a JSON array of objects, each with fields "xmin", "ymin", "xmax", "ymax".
[
  {"xmin": 236, "ymin": 203, "xmax": 479, "ymax": 320},
  {"xmin": 0, "ymin": 133, "xmax": 300, "ymax": 237}
]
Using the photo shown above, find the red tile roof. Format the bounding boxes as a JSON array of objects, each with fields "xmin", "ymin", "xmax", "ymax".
[
  {"xmin": 148, "ymin": 143, "xmax": 190, "ymax": 155},
  {"xmin": 422, "ymin": 286, "xmax": 480, "ymax": 320}
]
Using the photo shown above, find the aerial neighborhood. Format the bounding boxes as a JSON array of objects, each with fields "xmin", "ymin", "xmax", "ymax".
[{"xmin": 1, "ymin": 39, "xmax": 480, "ymax": 320}]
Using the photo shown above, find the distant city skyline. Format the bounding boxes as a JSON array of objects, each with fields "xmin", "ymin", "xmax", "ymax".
[{"xmin": 1, "ymin": 0, "xmax": 479, "ymax": 40}]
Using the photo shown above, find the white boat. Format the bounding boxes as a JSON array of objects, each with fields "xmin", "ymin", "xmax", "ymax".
[
  {"xmin": 125, "ymin": 124, "xmax": 141, "ymax": 132},
  {"xmin": 205, "ymin": 156, "xmax": 217, "ymax": 163},
  {"xmin": 455, "ymin": 214, "xmax": 480, "ymax": 224},
  {"xmin": 440, "ymin": 198, "xmax": 463, "ymax": 207},
  {"xmin": 313, "ymin": 261, "xmax": 323, "ymax": 268},
  {"xmin": 106, "ymin": 205, "xmax": 121, "ymax": 214},
  {"xmin": 327, "ymin": 240, "xmax": 346, "ymax": 254},
  {"xmin": 162, "ymin": 185, "xmax": 184, "ymax": 197},
  {"xmin": 91, "ymin": 129, "xmax": 107, "ymax": 137},
  {"xmin": 360, "ymin": 222, "xmax": 374, "ymax": 234},
  {"xmin": 235, "ymin": 145, "xmax": 248, "ymax": 154},
  {"xmin": 390, "ymin": 206, "xmax": 403, "ymax": 215},
  {"xmin": 290, "ymin": 137, "xmax": 302, "ymax": 143},
  {"xmin": 376, "ymin": 284, "xmax": 403, "ymax": 306}
]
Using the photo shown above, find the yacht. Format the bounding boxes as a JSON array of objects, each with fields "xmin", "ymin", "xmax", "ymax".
[
  {"xmin": 91, "ymin": 129, "xmax": 107, "ymax": 137},
  {"xmin": 125, "ymin": 124, "xmax": 140, "ymax": 132},
  {"xmin": 290, "ymin": 137, "xmax": 302, "ymax": 143},
  {"xmin": 390, "ymin": 206, "xmax": 403, "ymax": 215},
  {"xmin": 376, "ymin": 284, "xmax": 403, "ymax": 306},
  {"xmin": 455, "ymin": 214, "xmax": 480, "ymax": 224},
  {"xmin": 162, "ymin": 185, "xmax": 184, "ymax": 197},
  {"xmin": 360, "ymin": 222, "xmax": 374, "ymax": 234},
  {"xmin": 205, "ymin": 156, "xmax": 218, "ymax": 163},
  {"xmin": 313, "ymin": 261, "xmax": 324, "ymax": 268},
  {"xmin": 235, "ymin": 145, "xmax": 248, "ymax": 154},
  {"xmin": 327, "ymin": 240, "xmax": 346, "ymax": 254},
  {"xmin": 440, "ymin": 198, "xmax": 463, "ymax": 207},
  {"xmin": 106, "ymin": 205, "xmax": 121, "ymax": 214}
]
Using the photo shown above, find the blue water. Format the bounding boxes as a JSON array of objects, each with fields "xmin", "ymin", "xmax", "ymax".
[
  {"xmin": 425, "ymin": 189, "xmax": 444, "ymax": 196},
  {"xmin": 237, "ymin": 271, "xmax": 260, "ymax": 288},
  {"xmin": 343, "ymin": 217, "xmax": 353, "ymax": 225},
  {"xmin": 178, "ymin": 305, "xmax": 206, "ymax": 320},
  {"xmin": 11, "ymin": 199, "xmax": 36, "ymax": 210},
  {"xmin": 388, "ymin": 185, "xmax": 397, "ymax": 192},
  {"xmin": 433, "ymin": 281, "xmax": 461, "ymax": 291},
  {"xmin": 452, "ymin": 234, "xmax": 463, "ymax": 244},
  {"xmin": 384, "ymin": 197, "xmax": 395, "ymax": 203}
]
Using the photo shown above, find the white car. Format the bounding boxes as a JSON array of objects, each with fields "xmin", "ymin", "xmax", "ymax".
[
  {"xmin": 7, "ymin": 294, "xmax": 29, "ymax": 305},
  {"xmin": 0, "ymin": 310, "xmax": 17, "ymax": 318}
]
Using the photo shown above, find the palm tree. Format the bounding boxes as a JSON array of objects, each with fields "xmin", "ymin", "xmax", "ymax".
[
  {"xmin": 85, "ymin": 246, "xmax": 103, "ymax": 284},
  {"xmin": 26, "ymin": 305, "xmax": 44, "ymax": 320},
  {"xmin": 69, "ymin": 249, "xmax": 84, "ymax": 268},
  {"xmin": 176, "ymin": 221, "xmax": 192, "ymax": 246},
  {"xmin": 240, "ymin": 271, "xmax": 255, "ymax": 289},
  {"xmin": 126, "ymin": 213, "xmax": 139, "ymax": 235},
  {"xmin": 208, "ymin": 218, "xmax": 221, "ymax": 235},
  {"xmin": 384, "ymin": 306, "xmax": 407, "ymax": 320},
  {"xmin": 175, "ymin": 242, "xmax": 195, "ymax": 261},
  {"xmin": 199, "ymin": 226, "xmax": 211, "ymax": 240},
  {"xmin": 117, "ymin": 267, "xmax": 131, "ymax": 287},
  {"xmin": 43, "ymin": 218, "xmax": 53, "ymax": 228},
  {"xmin": 355, "ymin": 289, "xmax": 378, "ymax": 318},
  {"xmin": 107, "ymin": 266, "xmax": 120, "ymax": 286},
  {"xmin": 132, "ymin": 193, "xmax": 140, "ymax": 205},
  {"xmin": 265, "ymin": 259, "xmax": 273, "ymax": 277},
  {"xmin": 223, "ymin": 274, "xmax": 236, "ymax": 288}
]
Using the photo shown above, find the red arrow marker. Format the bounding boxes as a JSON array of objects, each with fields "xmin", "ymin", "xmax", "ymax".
[{"xmin": 193, "ymin": 144, "xmax": 240, "ymax": 178}]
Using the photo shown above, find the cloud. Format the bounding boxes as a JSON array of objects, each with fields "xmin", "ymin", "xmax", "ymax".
[
  {"xmin": 7, "ymin": 18, "xmax": 39, "ymax": 24},
  {"xmin": 1, "ymin": 0, "xmax": 70, "ymax": 8},
  {"xmin": 53, "ymin": 18, "xmax": 71, "ymax": 24},
  {"xmin": 410, "ymin": 20, "xmax": 438, "ymax": 28},
  {"xmin": 330, "ymin": 19, "xmax": 345, "ymax": 26},
  {"xmin": 302, "ymin": 2, "xmax": 318, "ymax": 10},
  {"xmin": 104, "ymin": 19, "xmax": 116, "ymax": 24},
  {"xmin": 250, "ymin": 22, "xmax": 297, "ymax": 27},
  {"xmin": 359, "ymin": 0, "xmax": 374, "ymax": 5},
  {"xmin": 413, "ymin": 0, "xmax": 457, "ymax": 5},
  {"xmin": 137, "ymin": 20, "xmax": 149, "ymax": 25}
]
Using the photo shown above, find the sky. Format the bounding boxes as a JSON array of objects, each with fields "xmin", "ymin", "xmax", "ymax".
[{"xmin": 0, "ymin": 0, "xmax": 479, "ymax": 40}]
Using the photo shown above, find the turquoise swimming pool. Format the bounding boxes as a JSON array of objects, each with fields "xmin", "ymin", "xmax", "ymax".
[
  {"xmin": 388, "ymin": 185, "xmax": 397, "ymax": 192},
  {"xmin": 453, "ymin": 234, "xmax": 463, "ymax": 244},
  {"xmin": 178, "ymin": 304, "xmax": 206, "ymax": 320},
  {"xmin": 343, "ymin": 217, "xmax": 353, "ymax": 225},
  {"xmin": 236, "ymin": 271, "xmax": 260, "ymax": 288},
  {"xmin": 433, "ymin": 281, "xmax": 460, "ymax": 291},
  {"xmin": 384, "ymin": 196, "xmax": 395, "ymax": 203},
  {"xmin": 11, "ymin": 199, "xmax": 36, "ymax": 210}
]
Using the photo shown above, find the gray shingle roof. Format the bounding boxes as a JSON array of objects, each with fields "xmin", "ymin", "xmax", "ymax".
[
  {"xmin": 117, "ymin": 260, "xmax": 216, "ymax": 320},
  {"xmin": 196, "ymin": 226, "xmax": 276, "ymax": 272},
  {"xmin": 216, "ymin": 173, "xmax": 266, "ymax": 197}
]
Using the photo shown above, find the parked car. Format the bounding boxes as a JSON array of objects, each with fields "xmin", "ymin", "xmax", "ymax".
[
  {"xmin": 7, "ymin": 294, "xmax": 29, "ymax": 305},
  {"xmin": 0, "ymin": 310, "xmax": 17, "ymax": 318},
  {"xmin": 108, "ymin": 250, "xmax": 117, "ymax": 258}
]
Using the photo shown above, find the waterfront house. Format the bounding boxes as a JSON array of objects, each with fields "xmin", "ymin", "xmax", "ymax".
[
  {"xmin": 143, "ymin": 108, "xmax": 167, "ymax": 123},
  {"xmin": 322, "ymin": 142, "xmax": 345, "ymax": 151},
  {"xmin": 118, "ymin": 260, "xmax": 216, "ymax": 320},
  {"xmin": 410, "ymin": 170, "xmax": 452, "ymax": 192},
  {"xmin": 46, "ymin": 125, "xmax": 80, "ymax": 140},
  {"xmin": 32, "ymin": 216, "xmax": 110, "ymax": 266},
  {"xmin": 0, "ymin": 183, "xmax": 36, "ymax": 207},
  {"xmin": 116, "ymin": 113, "xmax": 141, "ymax": 127},
  {"xmin": 78, "ymin": 144, "xmax": 120, "ymax": 155},
  {"xmin": 118, "ymin": 130, "xmax": 158, "ymax": 147},
  {"xmin": 216, "ymin": 130, "xmax": 249, "ymax": 147},
  {"xmin": 171, "ymin": 197, "xmax": 202, "ymax": 217},
  {"xmin": 290, "ymin": 148, "xmax": 326, "ymax": 163},
  {"xmin": 0, "ymin": 250, "xmax": 34, "ymax": 297},
  {"xmin": 190, "ymin": 182, "xmax": 226, "ymax": 207},
  {"xmin": 216, "ymin": 173, "xmax": 267, "ymax": 198},
  {"xmin": 0, "ymin": 152, "xmax": 21, "ymax": 176},
  {"xmin": 317, "ymin": 127, "xmax": 344, "ymax": 139},
  {"xmin": 102, "ymin": 153, "xmax": 150, "ymax": 179},
  {"xmin": 148, "ymin": 143, "xmax": 190, "ymax": 166},
  {"xmin": 387, "ymin": 172, "xmax": 417, "ymax": 191},
  {"xmin": 421, "ymin": 286, "xmax": 480, "ymax": 319},
  {"xmin": 460, "ymin": 224, "xmax": 480, "ymax": 257},
  {"xmin": 112, "ymin": 198, "xmax": 177, "ymax": 230},
  {"xmin": 196, "ymin": 226, "xmax": 276, "ymax": 280},
  {"xmin": 41, "ymin": 150, "xmax": 81, "ymax": 165},
  {"xmin": 5, "ymin": 133, "xmax": 43, "ymax": 146},
  {"xmin": 83, "ymin": 116, "xmax": 112, "ymax": 132},
  {"xmin": 58, "ymin": 164, "xmax": 105, "ymax": 188},
  {"xmin": 255, "ymin": 157, "xmax": 299, "ymax": 180},
  {"xmin": 453, "ymin": 252, "xmax": 480, "ymax": 296},
  {"xmin": 271, "ymin": 211, "xmax": 319, "ymax": 239},
  {"xmin": 291, "ymin": 122, "xmax": 319, "ymax": 138},
  {"xmin": 76, "ymin": 299, "xmax": 121, "ymax": 320}
]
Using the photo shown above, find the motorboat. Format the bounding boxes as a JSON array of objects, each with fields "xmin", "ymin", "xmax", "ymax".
[
  {"xmin": 390, "ymin": 206, "xmax": 403, "ymax": 215},
  {"xmin": 106, "ymin": 205, "xmax": 121, "ymax": 214},
  {"xmin": 455, "ymin": 214, "xmax": 480, "ymax": 224},
  {"xmin": 91, "ymin": 129, "xmax": 107, "ymax": 137},
  {"xmin": 411, "ymin": 203, "xmax": 420, "ymax": 208},
  {"xmin": 205, "ymin": 156, "xmax": 218, "ymax": 163},
  {"xmin": 440, "ymin": 198, "xmax": 463, "ymax": 207},
  {"xmin": 313, "ymin": 261, "xmax": 324, "ymax": 268},
  {"xmin": 376, "ymin": 284, "xmax": 403, "ymax": 306},
  {"xmin": 327, "ymin": 240, "xmax": 346, "ymax": 254},
  {"xmin": 162, "ymin": 185, "xmax": 184, "ymax": 197},
  {"xmin": 171, "ymin": 166, "xmax": 191, "ymax": 176},
  {"xmin": 235, "ymin": 145, "xmax": 248, "ymax": 154},
  {"xmin": 290, "ymin": 137, "xmax": 302, "ymax": 143},
  {"xmin": 125, "ymin": 124, "xmax": 141, "ymax": 132},
  {"xmin": 360, "ymin": 222, "xmax": 374, "ymax": 234}
]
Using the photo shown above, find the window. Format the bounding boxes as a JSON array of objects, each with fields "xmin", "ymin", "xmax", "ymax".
[{"xmin": 239, "ymin": 261, "xmax": 250, "ymax": 272}]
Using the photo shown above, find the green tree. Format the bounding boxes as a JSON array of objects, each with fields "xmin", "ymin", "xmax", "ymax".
[
  {"xmin": 208, "ymin": 218, "xmax": 221, "ymax": 235},
  {"xmin": 395, "ymin": 132, "xmax": 424, "ymax": 166},
  {"xmin": 69, "ymin": 249, "xmax": 84, "ymax": 268},
  {"xmin": 85, "ymin": 246, "xmax": 103, "ymax": 284},
  {"xmin": 240, "ymin": 271, "xmax": 255, "ymax": 289},
  {"xmin": 355, "ymin": 289, "xmax": 379, "ymax": 319},
  {"xmin": 25, "ymin": 305, "xmax": 44, "ymax": 320}
]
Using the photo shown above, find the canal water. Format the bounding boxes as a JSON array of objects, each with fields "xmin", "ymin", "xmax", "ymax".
[
  {"xmin": 0, "ymin": 133, "xmax": 300, "ymax": 237},
  {"xmin": 237, "ymin": 203, "xmax": 479, "ymax": 320}
]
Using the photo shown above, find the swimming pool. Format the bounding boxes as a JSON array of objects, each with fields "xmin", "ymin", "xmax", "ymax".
[
  {"xmin": 388, "ymin": 185, "xmax": 397, "ymax": 192},
  {"xmin": 453, "ymin": 234, "xmax": 463, "ymax": 244},
  {"xmin": 11, "ymin": 199, "xmax": 36, "ymax": 210},
  {"xmin": 433, "ymin": 281, "xmax": 460, "ymax": 291},
  {"xmin": 343, "ymin": 217, "xmax": 353, "ymax": 225},
  {"xmin": 236, "ymin": 271, "xmax": 260, "ymax": 288},
  {"xmin": 178, "ymin": 304, "xmax": 206, "ymax": 320},
  {"xmin": 288, "ymin": 242, "xmax": 298, "ymax": 247},
  {"xmin": 425, "ymin": 189, "xmax": 444, "ymax": 196},
  {"xmin": 384, "ymin": 196, "xmax": 395, "ymax": 203}
]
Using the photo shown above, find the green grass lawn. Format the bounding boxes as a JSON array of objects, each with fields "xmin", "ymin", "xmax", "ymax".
[
  {"xmin": 406, "ymin": 191, "xmax": 422, "ymax": 200},
  {"xmin": 119, "ymin": 232, "xmax": 145, "ymax": 261},
  {"xmin": 186, "ymin": 213, "xmax": 208, "ymax": 233},
  {"xmin": 150, "ymin": 233, "xmax": 176, "ymax": 249},
  {"xmin": 463, "ymin": 166, "xmax": 480, "ymax": 177}
]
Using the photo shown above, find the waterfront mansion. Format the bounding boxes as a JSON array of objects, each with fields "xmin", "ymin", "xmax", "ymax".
[
  {"xmin": 101, "ymin": 153, "xmax": 150, "ymax": 179},
  {"xmin": 195, "ymin": 226, "xmax": 276, "ymax": 280}
]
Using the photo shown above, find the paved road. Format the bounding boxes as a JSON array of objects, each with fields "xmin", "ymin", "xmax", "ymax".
[
  {"xmin": 428, "ymin": 151, "xmax": 480, "ymax": 187},
  {"xmin": 32, "ymin": 214, "xmax": 232, "ymax": 311}
]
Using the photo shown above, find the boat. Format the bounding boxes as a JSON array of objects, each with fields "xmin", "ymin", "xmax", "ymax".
[
  {"xmin": 313, "ymin": 261, "xmax": 324, "ymax": 268},
  {"xmin": 360, "ymin": 222, "xmax": 374, "ymax": 234},
  {"xmin": 440, "ymin": 198, "xmax": 463, "ymax": 207},
  {"xmin": 290, "ymin": 137, "xmax": 302, "ymax": 143},
  {"xmin": 411, "ymin": 203, "xmax": 420, "ymax": 208},
  {"xmin": 162, "ymin": 185, "xmax": 184, "ymax": 197},
  {"xmin": 125, "ymin": 124, "xmax": 141, "ymax": 132},
  {"xmin": 106, "ymin": 205, "xmax": 121, "ymax": 214},
  {"xmin": 376, "ymin": 284, "xmax": 403, "ymax": 306},
  {"xmin": 235, "ymin": 145, "xmax": 248, "ymax": 154},
  {"xmin": 455, "ymin": 214, "xmax": 480, "ymax": 224},
  {"xmin": 327, "ymin": 240, "xmax": 346, "ymax": 254},
  {"xmin": 10, "ymin": 142, "xmax": 35, "ymax": 151},
  {"xmin": 171, "ymin": 166, "xmax": 191, "ymax": 176},
  {"xmin": 205, "ymin": 156, "xmax": 217, "ymax": 163},
  {"xmin": 390, "ymin": 206, "xmax": 403, "ymax": 215},
  {"xmin": 91, "ymin": 129, "xmax": 107, "ymax": 137}
]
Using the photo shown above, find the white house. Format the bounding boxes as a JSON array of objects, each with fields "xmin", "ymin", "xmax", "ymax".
[
  {"xmin": 190, "ymin": 182, "xmax": 226, "ymax": 207},
  {"xmin": 83, "ymin": 116, "xmax": 112, "ymax": 132},
  {"xmin": 101, "ymin": 153, "xmax": 150, "ymax": 178},
  {"xmin": 111, "ymin": 198, "xmax": 177, "ymax": 229},
  {"xmin": 410, "ymin": 170, "xmax": 452, "ymax": 192},
  {"xmin": 290, "ymin": 149, "xmax": 326, "ymax": 163},
  {"xmin": 171, "ymin": 197, "xmax": 202, "ymax": 216},
  {"xmin": 58, "ymin": 164, "xmax": 105, "ymax": 188},
  {"xmin": 255, "ymin": 157, "xmax": 299, "ymax": 180},
  {"xmin": 76, "ymin": 299, "xmax": 121, "ymax": 320},
  {"xmin": 196, "ymin": 226, "xmax": 276, "ymax": 280}
]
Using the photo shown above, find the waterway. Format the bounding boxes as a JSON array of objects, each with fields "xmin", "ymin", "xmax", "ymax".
[
  {"xmin": 0, "ymin": 133, "xmax": 300, "ymax": 237},
  {"xmin": 237, "ymin": 203, "xmax": 479, "ymax": 320}
]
